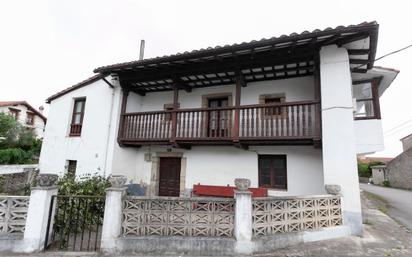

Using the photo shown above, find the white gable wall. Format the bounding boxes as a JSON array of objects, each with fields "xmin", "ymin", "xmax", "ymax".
[{"xmin": 39, "ymin": 77, "xmax": 138, "ymax": 177}]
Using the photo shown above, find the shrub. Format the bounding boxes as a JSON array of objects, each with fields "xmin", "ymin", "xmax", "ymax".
[
  {"xmin": 57, "ymin": 173, "xmax": 110, "ymax": 196},
  {"xmin": 382, "ymin": 180, "xmax": 390, "ymax": 187},
  {"xmin": 51, "ymin": 173, "xmax": 111, "ymax": 249},
  {"xmin": 358, "ymin": 163, "xmax": 371, "ymax": 177},
  {"xmin": 0, "ymin": 148, "xmax": 32, "ymax": 164}
]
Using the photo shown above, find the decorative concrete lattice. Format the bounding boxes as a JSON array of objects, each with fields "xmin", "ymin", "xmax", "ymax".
[
  {"xmin": 122, "ymin": 197, "xmax": 235, "ymax": 237},
  {"xmin": 0, "ymin": 196, "xmax": 29, "ymax": 234},
  {"xmin": 252, "ymin": 195, "xmax": 342, "ymax": 237}
]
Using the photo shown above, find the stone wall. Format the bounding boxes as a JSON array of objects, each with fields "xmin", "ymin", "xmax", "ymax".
[
  {"xmin": 387, "ymin": 148, "xmax": 412, "ymax": 190},
  {"xmin": 0, "ymin": 165, "xmax": 38, "ymax": 195}
]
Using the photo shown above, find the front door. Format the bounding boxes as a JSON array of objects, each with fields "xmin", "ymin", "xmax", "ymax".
[
  {"xmin": 158, "ymin": 157, "xmax": 181, "ymax": 196},
  {"xmin": 208, "ymin": 97, "xmax": 229, "ymax": 137}
]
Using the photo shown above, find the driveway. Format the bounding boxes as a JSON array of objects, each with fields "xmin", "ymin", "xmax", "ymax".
[{"xmin": 360, "ymin": 183, "xmax": 412, "ymax": 230}]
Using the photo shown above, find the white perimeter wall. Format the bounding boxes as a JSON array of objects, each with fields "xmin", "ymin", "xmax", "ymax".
[{"xmin": 118, "ymin": 145, "xmax": 324, "ymax": 197}]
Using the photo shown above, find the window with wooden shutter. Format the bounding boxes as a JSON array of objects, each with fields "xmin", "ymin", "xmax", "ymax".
[
  {"xmin": 70, "ymin": 98, "xmax": 86, "ymax": 136},
  {"xmin": 258, "ymin": 155, "xmax": 287, "ymax": 189}
]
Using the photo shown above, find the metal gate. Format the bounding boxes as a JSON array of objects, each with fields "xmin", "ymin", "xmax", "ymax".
[{"xmin": 44, "ymin": 195, "xmax": 105, "ymax": 252}]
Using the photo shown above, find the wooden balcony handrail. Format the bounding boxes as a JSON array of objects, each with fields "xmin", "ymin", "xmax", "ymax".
[
  {"xmin": 119, "ymin": 101, "xmax": 321, "ymax": 144},
  {"xmin": 121, "ymin": 100, "xmax": 321, "ymax": 116}
]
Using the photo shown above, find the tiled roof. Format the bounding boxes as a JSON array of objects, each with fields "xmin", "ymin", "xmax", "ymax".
[
  {"xmin": 0, "ymin": 101, "xmax": 47, "ymax": 122},
  {"xmin": 94, "ymin": 21, "xmax": 378, "ymax": 73},
  {"xmin": 46, "ymin": 74, "xmax": 104, "ymax": 103}
]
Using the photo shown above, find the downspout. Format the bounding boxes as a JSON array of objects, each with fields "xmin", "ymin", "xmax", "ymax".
[{"xmin": 102, "ymin": 76, "xmax": 116, "ymax": 177}]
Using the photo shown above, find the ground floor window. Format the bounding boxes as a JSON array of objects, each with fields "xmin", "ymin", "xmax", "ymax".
[
  {"xmin": 258, "ymin": 155, "xmax": 287, "ymax": 189},
  {"xmin": 66, "ymin": 160, "xmax": 77, "ymax": 177}
]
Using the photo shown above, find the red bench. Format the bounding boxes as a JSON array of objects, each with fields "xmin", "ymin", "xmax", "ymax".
[{"xmin": 193, "ymin": 184, "xmax": 267, "ymax": 198}]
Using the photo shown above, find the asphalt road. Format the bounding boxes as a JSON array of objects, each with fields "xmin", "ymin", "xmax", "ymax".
[{"xmin": 360, "ymin": 183, "xmax": 412, "ymax": 230}]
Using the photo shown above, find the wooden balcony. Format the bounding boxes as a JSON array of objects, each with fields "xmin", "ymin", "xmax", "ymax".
[{"xmin": 119, "ymin": 100, "xmax": 321, "ymax": 148}]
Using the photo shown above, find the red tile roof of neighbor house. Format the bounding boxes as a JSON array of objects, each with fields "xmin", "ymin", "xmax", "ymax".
[
  {"xmin": 0, "ymin": 101, "xmax": 47, "ymax": 122},
  {"xmin": 358, "ymin": 156, "xmax": 393, "ymax": 164}
]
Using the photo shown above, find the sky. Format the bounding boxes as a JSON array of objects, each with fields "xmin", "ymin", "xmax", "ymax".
[{"xmin": 1, "ymin": 0, "xmax": 411, "ymax": 157}]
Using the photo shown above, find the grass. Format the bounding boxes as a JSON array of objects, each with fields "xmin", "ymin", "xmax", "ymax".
[{"xmin": 363, "ymin": 191, "xmax": 389, "ymax": 214}]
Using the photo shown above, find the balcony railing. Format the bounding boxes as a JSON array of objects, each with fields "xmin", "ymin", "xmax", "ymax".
[{"xmin": 119, "ymin": 100, "xmax": 320, "ymax": 146}]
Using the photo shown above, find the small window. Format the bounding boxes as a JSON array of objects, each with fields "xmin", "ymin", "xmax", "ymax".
[
  {"xmin": 263, "ymin": 97, "xmax": 285, "ymax": 117},
  {"xmin": 66, "ymin": 160, "xmax": 77, "ymax": 177},
  {"xmin": 353, "ymin": 81, "xmax": 380, "ymax": 120},
  {"xmin": 70, "ymin": 98, "xmax": 86, "ymax": 136},
  {"xmin": 26, "ymin": 112, "xmax": 34, "ymax": 125},
  {"xmin": 258, "ymin": 155, "xmax": 287, "ymax": 189},
  {"xmin": 8, "ymin": 108, "xmax": 20, "ymax": 120}
]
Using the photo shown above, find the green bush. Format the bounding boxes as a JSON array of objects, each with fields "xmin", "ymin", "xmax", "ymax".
[
  {"xmin": 358, "ymin": 163, "xmax": 371, "ymax": 177},
  {"xmin": 52, "ymin": 173, "xmax": 110, "ymax": 249},
  {"xmin": 0, "ymin": 113, "xmax": 42, "ymax": 164},
  {"xmin": 57, "ymin": 173, "xmax": 110, "ymax": 196},
  {"xmin": 382, "ymin": 180, "xmax": 390, "ymax": 187},
  {"xmin": 0, "ymin": 148, "xmax": 32, "ymax": 164}
]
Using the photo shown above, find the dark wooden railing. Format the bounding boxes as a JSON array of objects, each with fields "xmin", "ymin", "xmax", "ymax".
[
  {"xmin": 120, "ymin": 101, "xmax": 320, "ymax": 144},
  {"xmin": 69, "ymin": 124, "xmax": 82, "ymax": 136}
]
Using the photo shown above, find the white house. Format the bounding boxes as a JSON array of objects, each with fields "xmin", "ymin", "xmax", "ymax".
[
  {"xmin": 39, "ymin": 21, "xmax": 398, "ymax": 236},
  {"xmin": 0, "ymin": 101, "xmax": 47, "ymax": 138}
]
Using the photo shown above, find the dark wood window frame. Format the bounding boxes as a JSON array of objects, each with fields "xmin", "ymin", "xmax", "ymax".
[
  {"xmin": 70, "ymin": 98, "xmax": 86, "ymax": 136},
  {"xmin": 353, "ymin": 78, "xmax": 381, "ymax": 120},
  {"xmin": 258, "ymin": 155, "xmax": 287, "ymax": 190},
  {"xmin": 26, "ymin": 112, "xmax": 35, "ymax": 125},
  {"xmin": 8, "ymin": 108, "xmax": 21, "ymax": 120}
]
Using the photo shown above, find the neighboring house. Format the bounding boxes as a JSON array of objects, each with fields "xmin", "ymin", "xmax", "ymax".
[
  {"xmin": 371, "ymin": 165, "xmax": 388, "ymax": 185},
  {"xmin": 0, "ymin": 101, "xmax": 47, "ymax": 138},
  {"xmin": 383, "ymin": 133, "xmax": 412, "ymax": 190},
  {"xmin": 39, "ymin": 21, "xmax": 398, "ymax": 235}
]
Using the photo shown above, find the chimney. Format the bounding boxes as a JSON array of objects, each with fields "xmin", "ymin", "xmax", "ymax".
[{"xmin": 139, "ymin": 40, "xmax": 145, "ymax": 60}]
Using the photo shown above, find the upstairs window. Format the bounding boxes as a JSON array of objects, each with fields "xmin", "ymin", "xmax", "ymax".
[
  {"xmin": 26, "ymin": 112, "xmax": 34, "ymax": 125},
  {"xmin": 264, "ymin": 97, "xmax": 286, "ymax": 117},
  {"xmin": 353, "ymin": 80, "xmax": 380, "ymax": 120},
  {"xmin": 8, "ymin": 108, "xmax": 20, "ymax": 120},
  {"xmin": 258, "ymin": 155, "xmax": 287, "ymax": 190},
  {"xmin": 70, "ymin": 98, "xmax": 86, "ymax": 136}
]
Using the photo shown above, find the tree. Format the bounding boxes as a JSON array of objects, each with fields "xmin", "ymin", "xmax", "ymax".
[
  {"xmin": 0, "ymin": 112, "xmax": 42, "ymax": 164},
  {"xmin": 0, "ymin": 112, "xmax": 17, "ymax": 143}
]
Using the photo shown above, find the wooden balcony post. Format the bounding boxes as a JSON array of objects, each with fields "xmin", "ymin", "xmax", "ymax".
[
  {"xmin": 232, "ymin": 72, "xmax": 245, "ymax": 142},
  {"xmin": 170, "ymin": 84, "xmax": 179, "ymax": 142},
  {"xmin": 117, "ymin": 89, "xmax": 129, "ymax": 143}
]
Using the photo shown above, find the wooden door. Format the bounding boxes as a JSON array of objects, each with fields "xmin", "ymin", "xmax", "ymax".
[
  {"xmin": 158, "ymin": 157, "xmax": 181, "ymax": 197},
  {"xmin": 208, "ymin": 97, "xmax": 229, "ymax": 137}
]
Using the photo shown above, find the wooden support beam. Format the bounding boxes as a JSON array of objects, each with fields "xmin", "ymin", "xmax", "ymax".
[
  {"xmin": 349, "ymin": 59, "xmax": 369, "ymax": 65},
  {"xmin": 170, "ymin": 84, "xmax": 179, "ymax": 143},
  {"xmin": 174, "ymin": 78, "xmax": 192, "ymax": 92},
  {"xmin": 117, "ymin": 89, "xmax": 129, "ymax": 145},
  {"xmin": 232, "ymin": 72, "xmax": 243, "ymax": 142},
  {"xmin": 347, "ymin": 49, "xmax": 370, "ymax": 55}
]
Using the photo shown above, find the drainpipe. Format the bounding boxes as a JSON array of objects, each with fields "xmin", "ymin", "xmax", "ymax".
[{"xmin": 102, "ymin": 75, "xmax": 117, "ymax": 177}]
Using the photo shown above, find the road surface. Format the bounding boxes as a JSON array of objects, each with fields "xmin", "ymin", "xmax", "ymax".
[{"xmin": 360, "ymin": 183, "xmax": 412, "ymax": 230}]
